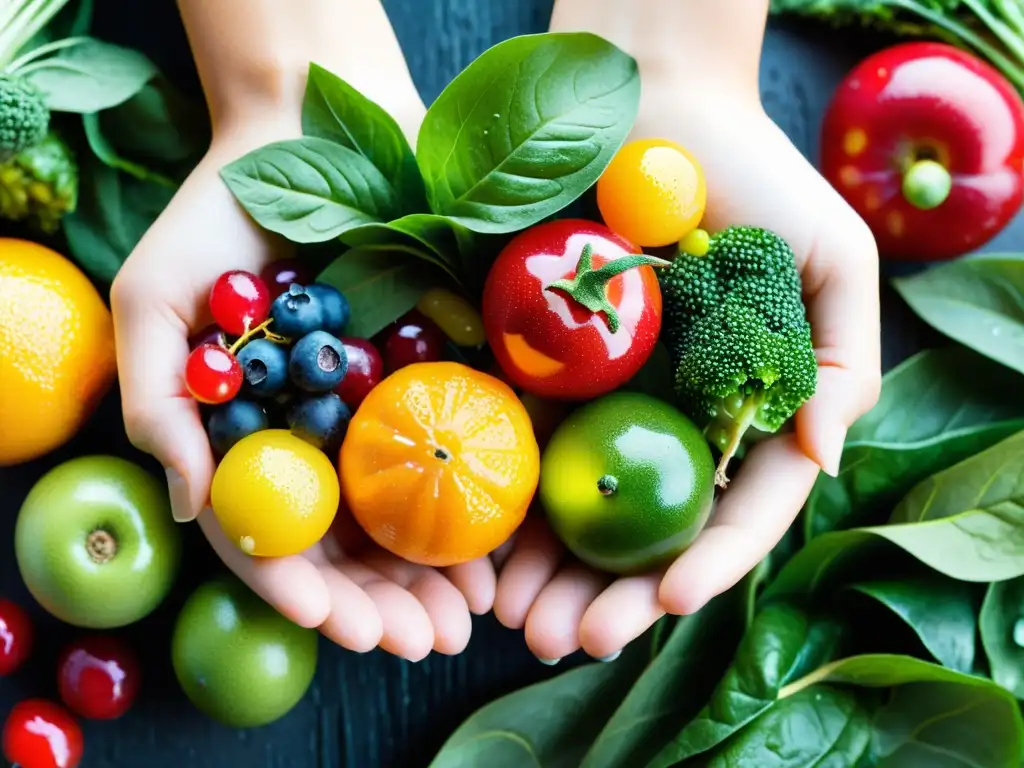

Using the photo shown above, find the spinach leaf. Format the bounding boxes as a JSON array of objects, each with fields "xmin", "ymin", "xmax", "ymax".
[
  {"xmin": 804, "ymin": 347, "xmax": 1024, "ymax": 539},
  {"xmin": 892, "ymin": 253, "xmax": 1024, "ymax": 376},
  {"xmin": 849, "ymin": 577, "xmax": 978, "ymax": 672},
  {"xmin": 416, "ymin": 32, "xmax": 639, "ymax": 233},
  {"xmin": 980, "ymin": 576, "xmax": 1024, "ymax": 699},
  {"xmin": 646, "ymin": 603, "xmax": 844, "ymax": 766},
  {"xmin": 221, "ymin": 138, "xmax": 399, "ymax": 243},
  {"xmin": 19, "ymin": 38, "xmax": 157, "ymax": 113},
  {"xmin": 302, "ymin": 63, "xmax": 426, "ymax": 213},
  {"xmin": 82, "ymin": 113, "xmax": 176, "ymax": 188},
  {"xmin": 339, "ymin": 214, "xmax": 474, "ymax": 283},
  {"xmin": 316, "ymin": 249, "xmax": 436, "ymax": 338}
]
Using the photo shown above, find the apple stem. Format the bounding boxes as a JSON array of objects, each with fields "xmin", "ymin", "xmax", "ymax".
[{"xmin": 86, "ymin": 530, "xmax": 117, "ymax": 563}]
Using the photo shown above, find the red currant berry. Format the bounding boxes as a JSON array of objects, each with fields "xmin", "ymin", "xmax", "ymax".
[
  {"xmin": 2, "ymin": 699, "xmax": 83, "ymax": 768},
  {"xmin": 57, "ymin": 635, "xmax": 140, "ymax": 720},
  {"xmin": 0, "ymin": 598, "xmax": 32, "ymax": 677},
  {"xmin": 260, "ymin": 259, "xmax": 317, "ymax": 299},
  {"xmin": 185, "ymin": 344, "xmax": 242, "ymax": 404},
  {"xmin": 188, "ymin": 323, "xmax": 229, "ymax": 351},
  {"xmin": 209, "ymin": 270, "xmax": 271, "ymax": 336},
  {"xmin": 382, "ymin": 310, "xmax": 446, "ymax": 373},
  {"xmin": 335, "ymin": 338, "xmax": 384, "ymax": 409}
]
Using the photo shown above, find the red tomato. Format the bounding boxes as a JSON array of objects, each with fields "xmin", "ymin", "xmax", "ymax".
[
  {"xmin": 2, "ymin": 699, "xmax": 83, "ymax": 768},
  {"xmin": 0, "ymin": 598, "xmax": 32, "ymax": 676},
  {"xmin": 57, "ymin": 635, "xmax": 140, "ymax": 720},
  {"xmin": 482, "ymin": 219, "xmax": 665, "ymax": 400}
]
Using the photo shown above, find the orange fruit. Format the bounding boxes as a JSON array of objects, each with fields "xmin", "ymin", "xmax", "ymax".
[
  {"xmin": 0, "ymin": 239, "xmax": 116, "ymax": 466},
  {"xmin": 597, "ymin": 138, "xmax": 707, "ymax": 247},
  {"xmin": 340, "ymin": 361, "xmax": 540, "ymax": 567}
]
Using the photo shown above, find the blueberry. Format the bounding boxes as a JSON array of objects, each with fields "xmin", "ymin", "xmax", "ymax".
[
  {"xmin": 207, "ymin": 399, "xmax": 269, "ymax": 456},
  {"xmin": 289, "ymin": 331, "xmax": 348, "ymax": 392},
  {"xmin": 236, "ymin": 338, "xmax": 289, "ymax": 398},
  {"xmin": 288, "ymin": 394, "xmax": 351, "ymax": 453},
  {"xmin": 306, "ymin": 283, "xmax": 350, "ymax": 334},
  {"xmin": 269, "ymin": 284, "xmax": 325, "ymax": 337}
]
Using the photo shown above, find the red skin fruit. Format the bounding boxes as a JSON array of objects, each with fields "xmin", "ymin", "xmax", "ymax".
[
  {"xmin": 821, "ymin": 41, "xmax": 1024, "ymax": 261},
  {"xmin": 3, "ymin": 699, "xmax": 83, "ymax": 768},
  {"xmin": 185, "ymin": 344, "xmax": 242, "ymax": 404},
  {"xmin": 209, "ymin": 270, "xmax": 271, "ymax": 336},
  {"xmin": 0, "ymin": 599, "xmax": 32, "ymax": 677},
  {"xmin": 482, "ymin": 218, "xmax": 662, "ymax": 400},
  {"xmin": 336, "ymin": 338, "xmax": 384, "ymax": 409},
  {"xmin": 188, "ymin": 323, "xmax": 230, "ymax": 351},
  {"xmin": 381, "ymin": 310, "xmax": 446, "ymax": 373},
  {"xmin": 260, "ymin": 259, "xmax": 318, "ymax": 299},
  {"xmin": 57, "ymin": 636, "xmax": 140, "ymax": 720}
]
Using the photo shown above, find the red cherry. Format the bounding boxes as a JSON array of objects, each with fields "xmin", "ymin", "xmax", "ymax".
[
  {"xmin": 57, "ymin": 636, "xmax": 140, "ymax": 720},
  {"xmin": 0, "ymin": 599, "xmax": 32, "ymax": 677},
  {"xmin": 209, "ymin": 270, "xmax": 271, "ymax": 336},
  {"xmin": 188, "ymin": 323, "xmax": 230, "ymax": 351},
  {"xmin": 260, "ymin": 259, "xmax": 317, "ymax": 299},
  {"xmin": 185, "ymin": 344, "xmax": 242, "ymax": 404},
  {"xmin": 382, "ymin": 310, "xmax": 446, "ymax": 373},
  {"xmin": 335, "ymin": 338, "xmax": 384, "ymax": 409},
  {"xmin": 2, "ymin": 699, "xmax": 83, "ymax": 768}
]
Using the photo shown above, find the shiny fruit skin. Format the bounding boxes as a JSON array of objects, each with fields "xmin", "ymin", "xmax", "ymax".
[
  {"xmin": 540, "ymin": 392, "xmax": 715, "ymax": 575},
  {"xmin": 211, "ymin": 429, "xmax": 340, "ymax": 557},
  {"xmin": 335, "ymin": 338, "xmax": 383, "ymax": 409},
  {"xmin": 0, "ymin": 239, "xmax": 116, "ymax": 466},
  {"xmin": 269, "ymin": 284, "xmax": 325, "ymax": 337},
  {"xmin": 416, "ymin": 288, "xmax": 486, "ymax": 347},
  {"xmin": 207, "ymin": 399, "xmax": 269, "ymax": 457},
  {"xmin": 0, "ymin": 598, "xmax": 32, "ymax": 676},
  {"xmin": 2, "ymin": 699, "xmax": 83, "ymax": 768},
  {"xmin": 597, "ymin": 138, "xmax": 707, "ymax": 247},
  {"xmin": 188, "ymin": 323, "xmax": 229, "ymax": 350},
  {"xmin": 288, "ymin": 331, "xmax": 348, "ymax": 392},
  {"xmin": 185, "ymin": 344, "xmax": 242, "ymax": 405},
  {"xmin": 288, "ymin": 393, "xmax": 350, "ymax": 454},
  {"xmin": 260, "ymin": 259, "xmax": 317, "ymax": 299},
  {"xmin": 382, "ymin": 310, "xmax": 446, "ymax": 373},
  {"xmin": 236, "ymin": 338, "xmax": 289, "ymax": 399},
  {"xmin": 209, "ymin": 270, "xmax": 271, "ymax": 336},
  {"xmin": 15, "ymin": 456, "xmax": 181, "ymax": 629},
  {"xmin": 340, "ymin": 362, "xmax": 539, "ymax": 567},
  {"xmin": 171, "ymin": 577, "xmax": 318, "ymax": 729},
  {"xmin": 306, "ymin": 283, "xmax": 350, "ymax": 334},
  {"xmin": 57, "ymin": 635, "xmax": 140, "ymax": 720}
]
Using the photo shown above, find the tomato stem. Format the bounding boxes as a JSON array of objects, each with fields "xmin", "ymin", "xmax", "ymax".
[
  {"xmin": 902, "ymin": 158, "xmax": 952, "ymax": 211},
  {"xmin": 547, "ymin": 243, "xmax": 669, "ymax": 334}
]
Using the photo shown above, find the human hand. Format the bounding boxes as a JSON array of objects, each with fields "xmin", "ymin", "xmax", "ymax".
[{"xmin": 493, "ymin": 14, "xmax": 882, "ymax": 663}]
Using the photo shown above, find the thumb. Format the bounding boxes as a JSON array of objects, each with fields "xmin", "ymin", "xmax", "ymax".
[{"xmin": 795, "ymin": 364, "xmax": 867, "ymax": 477}]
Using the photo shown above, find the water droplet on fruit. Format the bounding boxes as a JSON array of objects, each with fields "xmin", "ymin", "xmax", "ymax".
[
  {"xmin": 1013, "ymin": 618, "xmax": 1024, "ymax": 647},
  {"xmin": 317, "ymin": 346, "xmax": 341, "ymax": 373},
  {"xmin": 239, "ymin": 536, "xmax": 256, "ymax": 555}
]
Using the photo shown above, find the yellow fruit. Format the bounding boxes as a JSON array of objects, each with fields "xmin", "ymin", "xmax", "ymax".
[
  {"xmin": 210, "ymin": 430, "xmax": 340, "ymax": 557},
  {"xmin": 0, "ymin": 238, "xmax": 116, "ymax": 466}
]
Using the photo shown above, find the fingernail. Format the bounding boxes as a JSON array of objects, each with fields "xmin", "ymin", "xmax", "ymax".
[
  {"xmin": 596, "ymin": 650, "xmax": 622, "ymax": 663},
  {"xmin": 820, "ymin": 425, "xmax": 847, "ymax": 477},
  {"xmin": 536, "ymin": 657, "xmax": 561, "ymax": 666},
  {"xmin": 166, "ymin": 468, "xmax": 193, "ymax": 523}
]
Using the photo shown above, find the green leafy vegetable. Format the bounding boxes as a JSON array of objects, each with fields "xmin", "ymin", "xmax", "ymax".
[
  {"xmin": 416, "ymin": 32, "xmax": 639, "ymax": 233},
  {"xmin": 339, "ymin": 213, "xmax": 474, "ymax": 283},
  {"xmin": 980, "ymin": 576, "xmax": 1024, "ymax": 698},
  {"xmin": 82, "ymin": 112, "xmax": 174, "ymax": 188}
]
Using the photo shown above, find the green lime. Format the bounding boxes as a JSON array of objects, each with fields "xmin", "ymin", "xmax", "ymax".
[{"xmin": 539, "ymin": 391, "xmax": 715, "ymax": 575}]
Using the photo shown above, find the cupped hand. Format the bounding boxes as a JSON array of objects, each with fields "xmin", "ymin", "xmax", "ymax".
[
  {"xmin": 111, "ymin": 108, "xmax": 496, "ymax": 662},
  {"xmin": 494, "ymin": 83, "xmax": 882, "ymax": 663}
]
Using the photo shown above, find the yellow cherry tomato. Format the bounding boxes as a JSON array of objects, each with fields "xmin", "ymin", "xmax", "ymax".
[
  {"xmin": 416, "ymin": 287, "xmax": 486, "ymax": 347},
  {"xmin": 596, "ymin": 138, "xmax": 707, "ymax": 248}
]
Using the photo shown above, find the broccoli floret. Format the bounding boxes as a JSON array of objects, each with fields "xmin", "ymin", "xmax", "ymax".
[
  {"xmin": 0, "ymin": 131, "xmax": 78, "ymax": 232},
  {"xmin": 659, "ymin": 226, "xmax": 817, "ymax": 487},
  {"xmin": 0, "ymin": 77, "xmax": 49, "ymax": 163}
]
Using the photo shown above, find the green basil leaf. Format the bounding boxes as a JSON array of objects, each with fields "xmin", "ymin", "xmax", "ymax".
[
  {"xmin": 82, "ymin": 113, "xmax": 176, "ymax": 188},
  {"xmin": 804, "ymin": 347, "xmax": 1024, "ymax": 539},
  {"xmin": 339, "ymin": 213, "xmax": 475, "ymax": 283},
  {"xmin": 316, "ymin": 249, "xmax": 435, "ymax": 338},
  {"xmin": 20, "ymin": 38, "xmax": 157, "ymax": 113},
  {"xmin": 221, "ymin": 138, "xmax": 399, "ymax": 244},
  {"xmin": 980, "ymin": 576, "xmax": 1024, "ymax": 699},
  {"xmin": 416, "ymin": 32, "xmax": 639, "ymax": 233},
  {"xmin": 892, "ymin": 253, "xmax": 1024, "ymax": 376},
  {"xmin": 302, "ymin": 63, "xmax": 427, "ymax": 212},
  {"xmin": 849, "ymin": 577, "xmax": 978, "ymax": 673}
]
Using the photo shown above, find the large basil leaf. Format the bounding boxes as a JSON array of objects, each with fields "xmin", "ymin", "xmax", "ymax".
[
  {"xmin": 221, "ymin": 138, "xmax": 399, "ymax": 243},
  {"xmin": 849, "ymin": 577, "xmax": 978, "ymax": 673},
  {"xmin": 646, "ymin": 603, "xmax": 844, "ymax": 766},
  {"xmin": 892, "ymin": 253, "xmax": 1024, "ymax": 375},
  {"xmin": 416, "ymin": 32, "xmax": 639, "ymax": 233},
  {"xmin": 339, "ymin": 214, "xmax": 474, "ymax": 283},
  {"xmin": 302, "ymin": 63, "xmax": 427, "ymax": 212},
  {"xmin": 980, "ymin": 576, "xmax": 1024, "ymax": 699},
  {"xmin": 805, "ymin": 347, "xmax": 1024, "ymax": 539}
]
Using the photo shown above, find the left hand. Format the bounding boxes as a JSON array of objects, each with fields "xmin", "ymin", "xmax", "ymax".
[{"xmin": 492, "ymin": 47, "xmax": 882, "ymax": 663}]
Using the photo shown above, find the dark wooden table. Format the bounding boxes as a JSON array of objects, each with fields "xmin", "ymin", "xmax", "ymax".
[{"xmin": 3, "ymin": 2, "xmax": 1022, "ymax": 766}]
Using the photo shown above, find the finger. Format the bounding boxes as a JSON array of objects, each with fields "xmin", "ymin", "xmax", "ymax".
[
  {"xmin": 444, "ymin": 557, "xmax": 497, "ymax": 616},
  {"xmin": 524, "ymin": 563, "xmax": 612, "ymax": 663},
  {"xmin": 317, "ymin": 568, "xmax": 383, "ymax": 653},
  {"xmin": 659, "ymin": 435, "xmax": 819, "ymax": 615},
  {"xmin": 197, "ymin": 509, "xmax": 331, "ymax": 628},
  {"xmin": 493, "ymin": 516, "xmax": 565, "ymax": 630},
  {"xmin": 579, "ymin": 573, "xmax": 665, "ymax": 660}
]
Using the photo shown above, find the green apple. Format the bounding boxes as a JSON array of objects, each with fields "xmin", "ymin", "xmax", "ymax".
[
  {"xmin": 172, "ymin": 577, "xmax": 318, "ymax": 728},
  {"xmin": 15, "ymin": 455, "xmax": 181, "ymax": 629}
]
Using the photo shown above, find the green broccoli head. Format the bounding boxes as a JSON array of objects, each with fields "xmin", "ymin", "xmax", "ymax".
[
  {"xmin": 659, "ymin": 226, "xmax": 817, "ymax": 486},
  {"xmin": 0, "ymin": 77, "xmax": 49, "ymax": 163}
]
